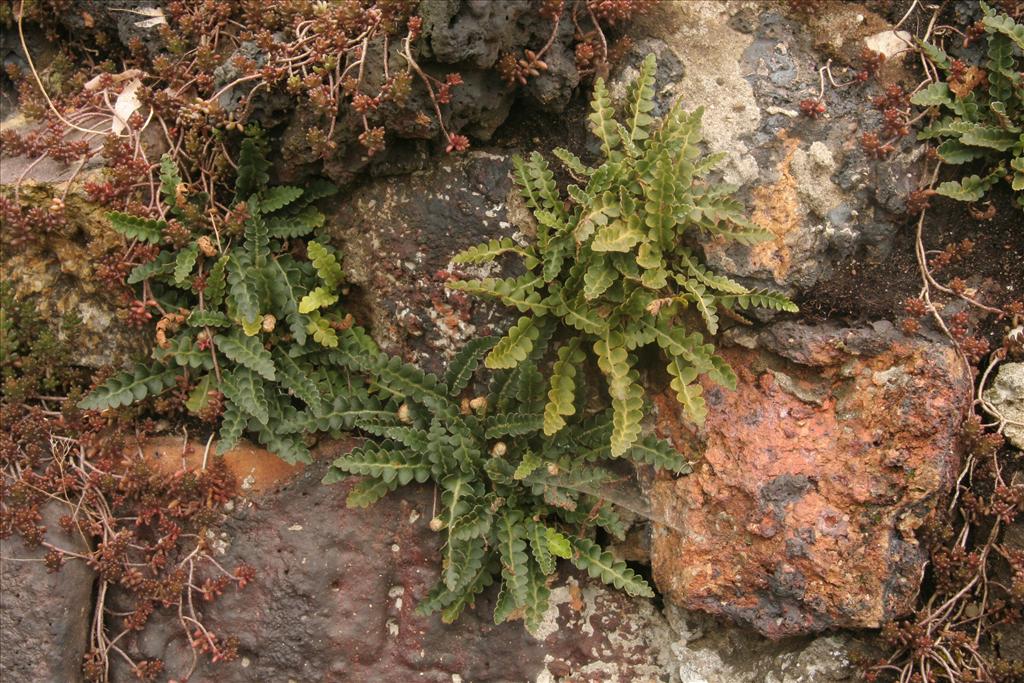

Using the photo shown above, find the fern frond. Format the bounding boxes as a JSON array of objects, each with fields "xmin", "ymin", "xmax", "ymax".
[
  {"xmin": 543, "ymin": 339, "xmax": 584, "ymax": 436},
  {"xmin": 330, "ymin": 443, "xmax": 431, "ymax": 485},
  {"xmin": 216, "ymin": 402, "xmax": 247, "ymax": 454},
  {"xmin": 173, "ymin": 242, "xmax": 199, "ymax": 286},
  {"xmin": 339, "ymin": 477, "xmax": 399, "ymax": 506},
  {"xmin": 450, "ymin": 238, "xmax": 530, "ymax": 265},
  {"xmin": 623, "ymin": 434, "xmax": 691, "ymax": 473},
  {"xmin": 444, "ymin": 336, "xmax": 498, "ymax": 396},
  {"xmin": 376, "ymin": 356, "xmax": 456, "ymax": 418},
  {"xmin": 307, "ymin": 240, "xmax": 344, "ymax": 289},
  {"xmin": 588, "ymin": 77, "xmax": 621, "ymax": 159},
  {"xmin": 235, "ymin": 135, "xmax": 270, "ymax": 199},
  {"xmin": 570, "ymin": 537, "xmax": 653, "ymax": 597},
  {"xmin": 260, "ymin": 185, "xmax": 304, "ymax": 213},
  {"xmin": 666, "ymin": 356, "xmax": 706, "ymax": 427},
  {"xmin": 720, "ymin": 288, "xmax": 798, "ymax": 313},
  {"xmin": 226, "ymin": 255, "xmax": 263, "ymax": 329},
  {"xmin": 496, "ymin": 510, "xmax": 531, "ymax": 613},
  {"xmin": 485, "ymin": 316, "xmax": 540, "ymax": 370},
  {"xmin": 108, "ymin": 211, "xmax": 165, "ymax": 244},
  {"xmin": 273, "ymin": 350, "xmax": 323, "ymax": 413},
  {"xmin": 79, "ymin": 363, "xmax": 180, "ymax": 410},
  {"xmin": 609, "ymin": 371, "xmax": 644, "ymax": 456},
  {"xmin": 266, "ymin": 205, "xmax": 325, "ymax": 238},
  {"xmin": 626, "ymin": 53, "xmax": 657, "ymax": 142},
  {"xmin": 221, "ymin": 367, "xmax": 270, "ymax": 426},
  {"xmin": 483, "ymin": 412, "xmax": 544, "ymax": 438},
  {"xmin": 446, "ymin": 273, "xmax": 549, "ymax": 314},
  {"xmin": 215, "ymin": 332, "xmax": 276, "ymax": 381}
]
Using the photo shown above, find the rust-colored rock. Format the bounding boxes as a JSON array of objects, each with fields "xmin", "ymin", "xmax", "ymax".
[
  {"xmin": 650, "ymin": 321, "xmax": 971, "ymax": 638},
  {"xmin": 135, "ymin": 436, "xmax": 306, "ymax": 494}
]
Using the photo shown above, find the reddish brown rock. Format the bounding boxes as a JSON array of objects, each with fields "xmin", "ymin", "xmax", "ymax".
[{"xmin": 650, "ymin": 321, "xmax": 971, "ymax": 638}]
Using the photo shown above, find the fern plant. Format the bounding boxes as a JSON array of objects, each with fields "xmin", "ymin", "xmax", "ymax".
[
  {"xmin": 79, "ymin": 134, "xmax": 378, "ymax": 463},
  {"xmin": 911, "ymin": 2, "xmax": 1024, "ymax": 209},
  {"xmin": 447, "ymin": 54, "xmax": 796, "ymax": 456},
  {"xmin": 323, "ymin": 336, "xmax": 690, "ymax": 633}
]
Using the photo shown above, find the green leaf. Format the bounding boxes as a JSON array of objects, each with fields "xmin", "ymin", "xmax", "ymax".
[
  {"xmin": 298, "ymin": 286, "xmax": 339, "ymax": 314},
  {"xmin": 331, "ymin": 443, "xmax": 431, "ymax": 485},
  {"xmin": 546, "ymin": 528, "xmax": 572, "ymax": 559},
  {"xmin": 307, "ymin": 241, "xmax": 344, "ymax": 289},
  {"xmin": 553, "ymin": 147, "xmax": 594, "ymax": 177},
  {"xmin": 273, "ymin": 350, "xmax": 323, "ymax": 413},
  {"xmin": 958, "ymin": 126, "xmax": 1020, "ymax": 151},
  {"xmin": 306, "ymin": 312, "xmax": 338, "ymax": 348},
  {"xmin": 570, "ymin": 537, "xmax": 653, "ymax": 598},
  {"xmin": 624, "ymin": 434, "xmax": 691, "ymax": 473},
  {"xmin": 215, "ymin": 332, "xmax": 276, "ymax": 381},
  {"xmin": 127, "ymin": 250, "xmax": 175, "ymax": 284},
  {"xmin": 221, "ymin": 366, "xmax": 269, "ymax": 425},
  {"xmin": 159, "ymin": 154, "xmax": 182, "ymax": 211},
  {"xmin": 173, "ymin": 242, "xmax": 199, "ymax": 286},
  {"xmin": 204, "ymin": 255, "xmax": 228, "ymax": 307},
  {"xmin": 185, "ymin": 374, "xmax": 214, "ymax": 413},
  {"xmin": 216, "ymin": 402, "xmax": 246, "ymax": 454},
  {"xmin": 260, "ymin": 185, "xmax": 304, "ymax": 213},
  {"xmin": 339, "ymin": 477, "xmax": 399, "ymax": 506},
  {"xmin": 667, "ymin": 356, "xmax": 706, "ymax": 426},
  {"xmin": 543, "ymin": 339, "xmax": 584, "ymax": 436},
  {"xmin": 591, "ymin": 216, "xmax": 645, "ymax": 252},
  {"xmin": 588, "ymin": 77, "xmax": 621, "ymax": 159},
  {"xmin": 235, "ymin": 135, "xmax": 270, "ymax": 199},
  {"xmin": 375, "ymin": 355, "xmax": 457, "ymax": 418},
  {"xmin": 496, "ymin": 511, "xmax": 531, "ymax": 614},
  {"xmin": 444, "ymin": 336, "xmax": 499, "ymax": 396},
  {"xmin": 108, "ymin": 211, "xmax": 165, "ymax": 244},
  {"xmin": 484, "ymin": 413, "xmax": 544, "ymax": 438},
  {"xmin": 227, "ymin": 255, "xmax": 262, "ymax": 328},
  {"xmin": 934, "ymin": 174, "xmax": 999, "ymax": 202},
  {"xmin": 187, "ymin": 309, "xmax": 231, "ymax": 328},
  {"xmin": 910, "ymin": 82, "xmax": 952, "ymax": 107},
  {"xmin": 266, "ymin": 205, "xmax": 325, "ymax": 238},
  {"xmin": 485, "ymin": 316, "xmax": 540, "ymax": 370},
  {"xmin": 626, "ymin": 53, "xmax": 657, "ymax": 143},
  {"xmin": 79, "ymin": 363, "xmax": 180, "ymax": 410},
  {"xmin": 451, "ymin": 237, "xmax": 529, "ymax": 265}
]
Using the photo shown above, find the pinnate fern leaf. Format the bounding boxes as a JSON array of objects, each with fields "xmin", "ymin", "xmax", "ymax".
[
  {"xmin": 215, "ymin": 332, "xmax": 276, "ymax": 381},
  {"xmin": 485, "ymin": 316, "xmax": 540, "ymax": 370},
  {"xmin": 79, "ymin": 363, "xmax": 180, "ymax": 410},
  {"xmin": 108, "ymin": 211, "xmax": 165, "ymax": 244},
  {"xmin": 570, "ymin": 537, "xmax": 653, "ymax": 598}
]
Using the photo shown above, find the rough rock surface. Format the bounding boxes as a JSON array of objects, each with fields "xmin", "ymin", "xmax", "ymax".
[
  {"xmin": 0, "ymin": 501, "xmax": 95, "ymax": 683},
  {"xmin": 327, "ymin": 151, "xmax": 521, "ymax": 374},
  {"xmin": 613, "ymin": 1, "xmax": 919, "ymax": 294},
  {"xmin": 111, "ymin": 447, "xmax": 664, "ymax": 682},
  {"xmin": 984, "ymin": 362, "xmax": 1024, "ymax": 450},
  {"xmin": 0, "ymin": 183, "xmax": 146, "ymax": 368},
  {"xmin": 650, "ymin": 321, "xmax": 971, "ymax": 638},
  {"xmin": 109, "ymin": 445, "xmax": 862, "ymax": 682}
]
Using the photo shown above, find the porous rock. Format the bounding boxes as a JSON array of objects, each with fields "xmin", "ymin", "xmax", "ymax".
[
  {"xmin": 984, "ymin": 362, "xmax": 1024, "ymax": 450},
  {"xmin": 0, "ymin": 501, "xmax": 95, "ymax": 683},
  {"xmin": 113, "ymin": 448, "xmax": 673, "ymax": 682},
  {"xmin": 325, "ymin": 151, "xmax": 521, "ymax": 375},
  {"xmin": 650, "ymin": 320, "xmax": 971, "ymax": 638},
  {"xmin": 615, "ymin": 1, "xmax": 920, "ymax": 294}
]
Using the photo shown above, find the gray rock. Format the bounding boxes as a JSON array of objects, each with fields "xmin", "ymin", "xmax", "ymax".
[
  {"xmin": 984, "ymin": 362, "xmax": 1024, "ymax": 449},
  {"xmin": 0, "ymin": 502, "xmax": 95, "ymax": 683},
  {"xmin": 612, "ymin": 1, "xmax": 915, "ymax": 295},
  {"xmin": 325, "ymin": 151, "xmax": 522, "ymax": 375}
]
